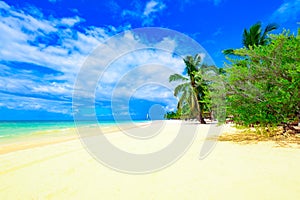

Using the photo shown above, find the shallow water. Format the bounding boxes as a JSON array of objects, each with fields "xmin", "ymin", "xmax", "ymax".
[{"xmin": 0, "ymin": 120, "xmax": 149, "ymax": 138}]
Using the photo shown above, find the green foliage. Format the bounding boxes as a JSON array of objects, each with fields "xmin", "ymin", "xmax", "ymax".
[
  {"xmin": 169, "ymin": 54, "xmax": 213, "ymax": 123},
  {"xmin": 168, "ymin": 57, "xmax": 226, "ymax": 123},
  {"xmin": 169, "ymin": 73, "xmax": 188, "ymax": 82},
  {"xmin": 222, "ymin": 49, "xmax": 235, "ymax": 55},
  {"xmin": 201, "ymin": 66, "xmax": 227, "ymax": 123},
  {"xmin": 242, "ymin": 22, "xmax": 278, "ymax": 48},
  {"xmin": 225, "ymin": 29, "xmax": 300, "ymax": 129},
  {"xmin": 164, "ymin": 110, "xmax": 181, "ymax": 119},
  {"xmin": 223, "ymin": 22, "xmax": 278, "ymax": 55}
]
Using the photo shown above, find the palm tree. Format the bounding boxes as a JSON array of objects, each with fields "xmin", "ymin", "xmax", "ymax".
[
  {"xmin": 223, "ymin": 22, "xmax": 278, "ymax": 55},
  {"xmin": 242, "ymin": 22, "xmax": 278, "ymax": 48},
  {"xmin": 169, "ymin": 74, "xmax": 198, "ymax": 119},
  {"xmin": 169, "ymin": 54, "xmax": 206, "ymax": 124}
]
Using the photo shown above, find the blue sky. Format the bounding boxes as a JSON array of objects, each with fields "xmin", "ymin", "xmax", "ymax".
[{"xmin": 0, "ymin": 0, "xmax": 299, "ymax": 120}]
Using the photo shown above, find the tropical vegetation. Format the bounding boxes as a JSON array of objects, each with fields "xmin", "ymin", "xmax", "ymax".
[
  {"xmin": 223, "ymin": 22, "xmax": 278, "ymax": 55},
  {"xmin": 168, "ymin": 54, "xmax": 209, "ymax": 124},
  {"xmin": 167, "ymin": 22, "xmax": 300, "ymax": 135},
  {"xmin": 224, "ymin": 28, "xmax": 300, "ymax": 134}
]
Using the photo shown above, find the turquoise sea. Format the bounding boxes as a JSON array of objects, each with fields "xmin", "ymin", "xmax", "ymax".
[{"xmin": 0, "ymin": 120, "xmax": 148, "ymax": 138}]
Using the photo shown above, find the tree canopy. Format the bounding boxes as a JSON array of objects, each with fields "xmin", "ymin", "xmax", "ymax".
[
  {"xmin": 242, "ymin": 22, "xmax": 278, "ymax": 48},
  {"xmin": 223, "ymin": 22, "xmax": 278, "ymax": 55},
  {"xmin": 168, "ymin": 54, "xmax": 211, "ymax": 123},
  {"xmin": 224, "ymin": 28, "xmax": 300, "ymax": 133}
]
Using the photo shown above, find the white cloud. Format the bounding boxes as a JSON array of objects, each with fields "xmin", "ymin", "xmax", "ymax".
[
  {"xmin": 0, "ymin": 1, "xmax": 9, "ymax": 9},
  {"xmin": 0, "ymin": 2, "xmax": 115, "ymax": 75},
  {"xmin": 32, "ymin": 82, "xmax": 72, "ymax": 95},
  {"xmin": 122, "ymin": 0, "xmax": 166, "ymax": 26},
  {"xmin": 122, "ymin": 10, "xmax": 140, "ymax": 18},
  {"xmin": 93, "ymin": 51, "xmax": 185, "ymax": 116},
  {"xmin": 0, "ymin": 0, "xmax": 209, "ymax": 116},
  {"xmin": 271, "ymin": 0, "xmax": 300, "ymax": 23},
  {"xmin": 72, "ymin": 29, "xmax": 188, "ymax": 116},
  {"xmin": 77, "ymin": 31, "xmax": 185, "ymax": 104},
  {"xmin": 60, "ymin": 16, "xmax": 83, "ymax": 27},
  {"xmin": 143, "ymin": 0, "xmax": 166, "ymax": 16},
  {"xmin": 178, "ymin": 0, "xmax": 223, "ymax": 9},
  {"xmin": 0, "ymin": 1, "xmax": 115, "ymax": 113},
  {"xmin": 0, "ymin": 93, "xmax": 71, "ymax": 114},
  {"xmin": 213, "ymin": 27, "xmax": 222, "ymax": 37}
]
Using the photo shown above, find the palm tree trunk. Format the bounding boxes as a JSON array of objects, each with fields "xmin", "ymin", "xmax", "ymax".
[
  {"xmin": 198, "ymin": 101, "xmax": 206, "ymax": 124},
  {"xmin": 191, "ymin": 78, "xmax": 206, "ymax": 124},
  {"xmin": 196, "ymin": 92, "xmax": 206, "ymax": 124},
  {"xmin": 199, "ymin": 111, "xmax": 206, "ymax": 124}
]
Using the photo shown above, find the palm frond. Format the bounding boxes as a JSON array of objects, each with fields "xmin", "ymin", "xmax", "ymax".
[
  {"xmin": 175, "ymin": 82, "xmax": 199, "ymax": 117},
  {"xmin": 194, "ymin": 54, "xmax": 202, "ymax": 66},
  {"xmin": 174, "ymin": 82, "xmax": 190, "ymax": 96},
  {"xmin": 222, "ymin": 49, "xmax": 235, "ymax": 55},
  {"xmin": 243, "ymin": 22, "xmax": 262, "ymax": 48},
  {"xmin": 172, "ymin": 54, "xmax": 209, "ymax": 121},
  {"xmin": 177, "ymin": 89, "xmax": 187, "ymax": 108},
  {"xmin": 261, "ymin": 23, "xmax": 278, "ymax": 45},
  {"xmin": 264, "ymin": 23, "xmax": 278, "ymax": 34},
  {"xmin": 242, "ymin": 22, "xmax": 278, "ymax": 48},
  {"xmin": 183, "ymin": 55, "xmax": 200, "ymax": 75},
  {"xmin": 169, "ymin": 73, "xmax": 189, "ymax": 82},
  {"xmin": 187, "ymin": 88, "xmax": 199, "ymax": 114}
]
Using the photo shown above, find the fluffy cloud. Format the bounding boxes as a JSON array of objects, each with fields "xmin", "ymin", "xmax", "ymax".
[
  {"xmin": 73, "ymin": 30, "xmax": 187, "ymax": 118},
  {"xmin": 143, "ymin": 0, "xmax": 166, "ymax": 16},
  {"xmin": 271, "ymin": 0, "xmax": 300, "ymax": 23},
  {"xmin": 0, "ymin": 1, "xmax": 189, "ymax": 117},
  {"xmin": 0, "ymin": 1, "xmax": 110, "ymax": 114},
  {"xmin": 122, "ymin": 0, "xmax": 166, "ymax": 26},
  {"xmin": 0, "ymin": 1, "xmax": 111, "ymax": 74}
]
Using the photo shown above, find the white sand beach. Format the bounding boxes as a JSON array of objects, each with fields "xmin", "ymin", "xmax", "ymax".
[{"xmin": 0, "ymin": 120, "xmax": 300, "ymax": 199}]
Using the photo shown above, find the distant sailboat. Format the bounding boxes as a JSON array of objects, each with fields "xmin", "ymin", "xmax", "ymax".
[{"xmin": 146, "ymin": 113, "xmax": 149, "ymax": 120}]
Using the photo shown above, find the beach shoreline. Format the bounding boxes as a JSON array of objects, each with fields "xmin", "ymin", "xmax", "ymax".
[
  {"xmin": 1, "ymin": 120, "xmax": 300, "ymax": 199},
  {"xmin": 0, "ymin": 120, "xmax": 154, "ymax": 155}
]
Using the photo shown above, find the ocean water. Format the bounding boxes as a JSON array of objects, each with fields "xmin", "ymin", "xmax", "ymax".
[{"xmin": 0, "ymin": 120, "xmax": 148, "ymax": 138}]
